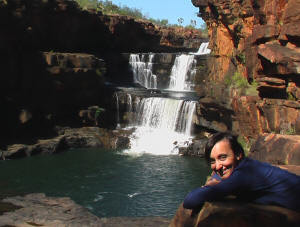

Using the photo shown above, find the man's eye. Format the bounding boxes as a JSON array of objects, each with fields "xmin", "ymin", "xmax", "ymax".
[{"xmin": 219, "ymin": 155, "xmax": 227, "ymax": 160}]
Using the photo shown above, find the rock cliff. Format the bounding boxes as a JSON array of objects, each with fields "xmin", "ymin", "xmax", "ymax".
[
  {"xmin": 0, "ymin": 0, "xmax": 205, "ymax": 149},
  {"xmin": 192, "ymin": 0, "xmax": 300, "ymax": 140}
]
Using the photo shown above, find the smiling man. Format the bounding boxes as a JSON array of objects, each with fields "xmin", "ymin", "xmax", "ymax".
[{"xmin": 183, "ymin": 132, "xmax": 300, "ymax": 211}]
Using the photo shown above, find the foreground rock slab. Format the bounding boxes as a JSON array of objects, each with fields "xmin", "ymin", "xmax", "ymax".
[
  {"xmin": 170, "ymin": 202, "xmax": 300, "ymax": 227},
  {"xmin": 0, "ymin": 193, "xmax": 102, "ymax": 226},
  {"xmin": 0, "ymin": 193, "xmax": 171, "ymax": 227}
]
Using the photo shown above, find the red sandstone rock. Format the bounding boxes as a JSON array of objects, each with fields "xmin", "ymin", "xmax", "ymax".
[
  {"xmin": 232, "ymin": 96, "xmax": 300, "ymax": 139},
  {"xmin": 258, "ymin": 42, "xmax": 300, "ymax": 74},
  {"xmin": 170, "ymin": 201, "xmax": 300, "ymax": 227},
  {"xmin": 192, "ymin": 0, "xmax": 300, "ymax": 140},
  {"xmin": 249, "ymin": 133, "xmax": 300, "ymax": 165}
]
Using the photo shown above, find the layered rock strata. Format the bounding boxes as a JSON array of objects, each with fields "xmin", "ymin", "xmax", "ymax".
[{"xmin": 192, "ymin": 0, "xmax": 300, "ymax": 140}]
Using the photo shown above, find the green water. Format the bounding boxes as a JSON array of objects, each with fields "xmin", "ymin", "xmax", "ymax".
[{"xmin": 0, "ymin": 148, "xmax": 209, "ymax": 217}]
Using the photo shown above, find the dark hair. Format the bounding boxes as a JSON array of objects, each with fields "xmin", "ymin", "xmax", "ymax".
[{"xmin": 204, "ymin": 132, "xmax": 245, "ymax": 164}]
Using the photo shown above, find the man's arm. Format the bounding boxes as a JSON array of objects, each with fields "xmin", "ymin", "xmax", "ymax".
[{"xmin": 183, "ymin": 171, "xmax": 243, "ymax": 209}]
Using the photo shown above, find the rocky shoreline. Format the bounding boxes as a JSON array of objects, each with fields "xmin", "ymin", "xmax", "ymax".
[
  {"xmin": 0, "ymin": 193, "xmax": 170, "ymax": 227},
  {"xmin": 0, "ymin": 127, "xmax": 133, "ymax": 160}
]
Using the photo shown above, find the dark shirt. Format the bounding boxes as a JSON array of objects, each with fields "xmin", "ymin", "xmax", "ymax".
[{"xmin": 183, "ymin": 158, "xmax": 300, "ymax": 211}]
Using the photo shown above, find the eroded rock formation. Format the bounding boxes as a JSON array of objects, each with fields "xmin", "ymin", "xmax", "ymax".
[{"xmin": 192, "ymin": 0, "xmax": 300, "ymax": 139}]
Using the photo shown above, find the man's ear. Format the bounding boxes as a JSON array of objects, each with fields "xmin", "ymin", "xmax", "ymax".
[{"xmin": 236, "ymin": 153, "xmax": 242, "ymax": 160}]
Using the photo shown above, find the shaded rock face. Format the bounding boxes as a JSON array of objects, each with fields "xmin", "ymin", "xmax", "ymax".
[
  {"xmin": 0, "ymin": 0, "xmax": 205, "ymax": 148},
  {"xmin": 192, "ymin": 0, "xmax": 300, "ymax": 139},
  {"xmin": 1, "ymin": 127, "xmax": 131, "ymax": 160},
  {"xmin": 0, "ymin": 50, "xmax": 107, "ymax": 147},
  {"xmin": 170, "ymin": 202, "xmax": 300, "ymax": 227}
]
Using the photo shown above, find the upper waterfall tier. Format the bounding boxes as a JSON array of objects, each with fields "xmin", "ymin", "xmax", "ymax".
[
  {"xmin": 128, "ymin": 52, "xmax": 207, "ymax": 91},
  {"xmin": 129, "ymin": 54, "xmax": 157, "ymax": 89},
  {"xmin": 192, "ymin": 42, "xmax": 211, "ymax": 55},
  {"xmin": 168, "ymin": 54, "xmax": 196, "ymax": 92}
]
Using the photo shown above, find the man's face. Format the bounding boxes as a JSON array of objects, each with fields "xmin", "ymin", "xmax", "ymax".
[{"xmin": 210, "ymin": 139, "xmax": 241, "ymax": 180}]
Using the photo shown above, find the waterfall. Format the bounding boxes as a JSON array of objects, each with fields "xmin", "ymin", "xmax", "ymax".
[
  {"xmin": 125, "ymin": 97, "xmax": 196, "ymax": 155},
  {"xmin": 168, "ymin": 54, "xmax": 196, "ymax": 91},
  {"xmin": 194, "ymin": 42, "xmax": 211, "ymax": 55},
  {"xmin": 127, "ymin": 93, "xmax": 132, "ymax": 113},
  {"xmin": 129, "ymin": 54, "xmax": 157, "ymax": 89},
  {"xmin": 113, "ymin": 93, "xmax": 121, "ymax": 128},
  {"xmin": 135, "ymin": 97, "xmax": 195, "ymax": 134}
]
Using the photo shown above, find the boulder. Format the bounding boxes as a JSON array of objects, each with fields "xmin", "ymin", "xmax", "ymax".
[
  {"xmin": 170, "ymin": 201, "xmax": 300, "ymax": 227},
  {"xmin": 248, "ymin": 133, "xmax": 300, "ymax": 165}
]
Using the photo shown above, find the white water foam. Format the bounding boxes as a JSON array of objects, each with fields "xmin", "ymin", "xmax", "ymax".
[{"xmin": 124, "ymin": 97, "xmax": 196, "ymax": 155}]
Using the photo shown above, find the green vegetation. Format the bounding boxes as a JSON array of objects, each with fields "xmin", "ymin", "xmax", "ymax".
[
  {"xmin": 95, "ymin": 107, "xmax": 105, "ymax": 119},
  {"xmin": 237, "ymin": 135, "xmax": 252, "ymax": 156},
  {"xmin": 94, "ymin": 107, "xmax": 105, "ymax": 126},
  {"xmin": 73, "ymin": 0, "xmax": 207, "ymax": 31},
  {"xmin": 287, "ymin": 92, "xmax": 297, "ymax": 101},
  {"xmin": 225, "ymin": 71, "xmax": 258, "ymax": 96},
  {"xmin": 236, "ymin": 53, "xmax": 246, "ymax": 65},
  {"xmin": 280, "ymin": 123, "xmax": 296, "ymax": 135},
  {"xmin": 96, "ymin": 68, "xmax": 105, "ymax": 77}
]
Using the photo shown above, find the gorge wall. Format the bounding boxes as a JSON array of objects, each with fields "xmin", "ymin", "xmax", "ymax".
[
  {"xmin": 0, "ymin": 0, "xmax": 205, "ymax": 149},
  {"xmin": 192, "ymin": 0, "xmax": 300, "ymax": 140}
]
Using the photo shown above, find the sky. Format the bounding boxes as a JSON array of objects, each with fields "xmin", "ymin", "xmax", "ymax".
[{"xmin": 109, "ymin": 0, "xmax": 205, "ymax": 28}]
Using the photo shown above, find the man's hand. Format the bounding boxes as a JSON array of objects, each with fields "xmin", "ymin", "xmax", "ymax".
[{"xmin": 205, "ymin": 178, "xmax": 221, "ymax": 186}]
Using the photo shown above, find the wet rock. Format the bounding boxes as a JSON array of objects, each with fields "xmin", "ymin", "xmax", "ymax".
[
  {"xmin": 170, "ymin": 201, "xmax": 300, "ymax": 227},
  {"xmin": 178, "ymin": 138, "xmax": 207, "ymax": 157},
  {"xmin": 2, "ymin": 127, "xmax": 131, "ymax": 160},
  {"xmin": 249, "ymin": 133, "xmax": 300, "ymax": 165},
  {"xmin": 0, "ymin": 193, "xmax": 103, "ymax": 226}
]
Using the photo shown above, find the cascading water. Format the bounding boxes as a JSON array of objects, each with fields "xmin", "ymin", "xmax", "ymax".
[
  {"xmin": 129, "ymin": 54, "xmax": 157, "ymax": 89},
  {"xmin": 194, "ymin": 42, "xmax": 211, "ymax": 55},
  {"xmin": 168, "ymin": 54, "xmax": 196, "ymax": 91},
  {"xmin": 113, "ymin": 93, "xmax": 121, "ymax": 128},
  {"xmin": 125, "ymin": 97, "xmax": 196, "ymax": 155},
  {"xmin": 126, "ymin": 93, "xmax": 132, "ymax": 113}
]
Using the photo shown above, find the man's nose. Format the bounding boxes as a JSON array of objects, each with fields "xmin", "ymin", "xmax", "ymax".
[{"xmin": 215, "ymin": 160, "xmax": 222, "ymax": 170}]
